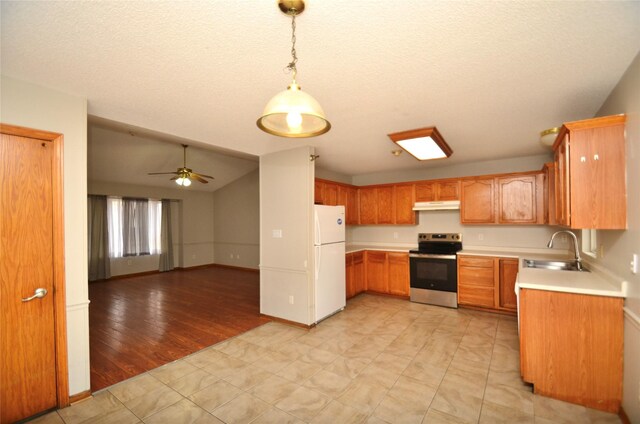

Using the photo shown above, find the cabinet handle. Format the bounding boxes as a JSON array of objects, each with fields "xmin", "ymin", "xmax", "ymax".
[
  {"xmin": 593, "ymin": 154, "xmax": 599, "ymax": 161},
  {"xmin": 580, "ymin": 156, "xmax": 586, "ymax": 163}
]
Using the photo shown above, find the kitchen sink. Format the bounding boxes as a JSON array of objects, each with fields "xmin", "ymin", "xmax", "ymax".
[{"xmin": 523, "ymin": 259, "xmax": 589, "ymax": 272}]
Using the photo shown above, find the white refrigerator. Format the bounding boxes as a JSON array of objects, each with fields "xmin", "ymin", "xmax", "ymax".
[{"xmin": 314, "ymin": 205, "xmax": 346, "ymax": 323}]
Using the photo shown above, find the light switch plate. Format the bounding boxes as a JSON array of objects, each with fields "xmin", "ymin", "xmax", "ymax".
[
  {"xmin": 631, "ymin": 254, "xmax": 638, "ymax": 274},
  {"xmin": 272, "ymin": 229, "xmax": 283, "ymax": 238}
]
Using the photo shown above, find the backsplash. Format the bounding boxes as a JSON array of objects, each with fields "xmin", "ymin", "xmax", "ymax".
[{"xmin": 347, "ymin": 210, "xmax": 572, "ymax": 250}]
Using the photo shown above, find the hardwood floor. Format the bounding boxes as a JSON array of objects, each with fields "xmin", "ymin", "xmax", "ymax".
[{"xmin": 89, "ymin": 266, "xmax": 270, "ymax": 392}]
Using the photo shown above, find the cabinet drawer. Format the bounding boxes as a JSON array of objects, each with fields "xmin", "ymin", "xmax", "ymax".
[
  {"xmin": 459, "ymin": 266, "xmax": 494, "ymax": 287},
  {"xmin": 459, "ymin": 286, "xmax": 494, "ymax": 308},
  {"xmin": 458, "ymin": 256, "xmax": 493, "ymax": 268}
]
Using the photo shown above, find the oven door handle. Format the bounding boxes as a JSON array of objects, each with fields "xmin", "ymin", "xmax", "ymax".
[{"xmin": 409, "ymin": 254, "xmax": 457, "ymax": 260}]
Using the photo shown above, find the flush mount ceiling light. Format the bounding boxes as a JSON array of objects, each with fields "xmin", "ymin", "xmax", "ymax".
[
  {"xmin": 540, "ymin": 127, "xmax": 560, "ymax": 147},
  {"xmin": 388, "ymin": 127, "xmax": 453, "ymax": 161},
  {"xmin": 256, "ymin": 0, "xmax": 331, "ymax": 138}
]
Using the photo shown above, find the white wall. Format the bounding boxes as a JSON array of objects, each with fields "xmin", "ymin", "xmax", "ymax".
[
  {"xmin": 349, "ymin": 211, "xmax": 565, "ymax": 250},
  {"xmin": 593, "ymin": 52, "xmax": 640, "ymax": 422},
  {"xmin": 315, "ymin": 167, "xmax": 353, "ymax": 185},
  {"xmin": 260, "ymin": 146, "xmax": 315, "ymax": 325},
  {"xmin": 1, "ymin": 76, "xmax": 90, "ymax": 395},
  {"xmin": 89, "ymin": 180, "xmax": 215, "ymax": 270},
  {"xmin": 352, "ymin": 153, "xmax": 552, "ymax": 186},
  {"xmin": 213, "ymin": 169, "xmax": 259, "ymax": 269}
]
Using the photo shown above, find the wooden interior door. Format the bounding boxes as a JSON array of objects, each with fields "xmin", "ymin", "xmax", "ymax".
[{"xmin": 1, "ymin": 127, "xmax": 67, "ymax": 422}]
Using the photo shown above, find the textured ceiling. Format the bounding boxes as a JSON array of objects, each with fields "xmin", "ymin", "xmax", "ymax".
[{"xmin": 2, "ymin": 1, "xmax": 639, "ymax": 179}]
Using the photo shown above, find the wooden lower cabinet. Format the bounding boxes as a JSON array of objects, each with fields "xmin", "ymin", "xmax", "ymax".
[
  {"xmin": 519, "ymin": 288, "xmax": 623, "ymax": 412},
  {"xmin": 346, "ymin": 252, "xmax": 366, "ymax": 299},
  {"xmin": 365, "ymin": 251, "xmax": 388, "ymax": 293},
  {"xmin": 457, "ymin": 255, "xmax": 517, "ymax": 313},
  {"xmin": 387, "ymin": 253, "xmax": 410, "ymax": 296},
  {"xmin": 346, "ymin": 250, "xmax": 409, "ymax": 299}
]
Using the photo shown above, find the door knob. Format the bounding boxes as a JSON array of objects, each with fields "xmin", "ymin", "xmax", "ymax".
[{"xmin": 21, "ymin": 288, "xmax": 48, "ymax": 302}]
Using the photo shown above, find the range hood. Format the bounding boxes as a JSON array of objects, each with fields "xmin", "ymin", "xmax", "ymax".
[{"xmin": 413, "ymin": 200, "xmax": 460, "ymax": 211}]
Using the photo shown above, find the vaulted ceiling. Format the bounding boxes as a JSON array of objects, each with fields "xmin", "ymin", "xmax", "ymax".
[{"xmin": 2, "ymin": 1, "xmax": 639, "ymax": 187}]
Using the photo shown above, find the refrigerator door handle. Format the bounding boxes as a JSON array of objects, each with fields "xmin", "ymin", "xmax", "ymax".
[
  {"xmin": 315, "ymin": 245, "xmax": 321, "ymax": 281},
  {"xmin": 314, "ymin": 210, "xmax": 321, "ymax": 246}
]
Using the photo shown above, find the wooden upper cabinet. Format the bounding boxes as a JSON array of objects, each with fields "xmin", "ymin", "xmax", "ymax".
[
  {"xmin": 314, "ymin": 180, "xmax": 323, "ymax": 204},
  {"xmin": 387, "ymin": 252, "xmax": 409, "ymax": 296},
  {"xmin": 460, "ymin": 178, "xmax": 495, "ymax": 224},
  {"xmin": 498, "ymin": 258, "xmax": 518, "ymax": 311},
  {"xmin": 554, "ymin": 115, "xmax": 627, "ymax": 229},
  {"xmin": 358, "ymin": 187, "xmax": 378, "ymax": 224},
  {"xmin": 415, "ymin": 179, "xmax": 460, "ymax": 202},
  {"xmin": 338, "ymin": 185, "xmax": 359, "ymax": 225},
  {"xmin": 323, "ymin": 183, "xmax": 338, "ymax": 206},
  {"xmin": 543, "ymin": 162, "xmax": 556, "ymax": 225},
  {"xmin": 377, "ymin": 186, "xmax": 395, "ymax": 224},
  {"xmin": 497, "ymin": 173, "xmax": 544, "ymax": 224},
  {"xmin": 394, "ymin": 184, "xmax": 416, "ymax": 225}
]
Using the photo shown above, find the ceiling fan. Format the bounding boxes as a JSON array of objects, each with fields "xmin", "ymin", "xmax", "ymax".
[{"xmin": 148, "ymin": 144, "xmax": 214, "ymax": 186}]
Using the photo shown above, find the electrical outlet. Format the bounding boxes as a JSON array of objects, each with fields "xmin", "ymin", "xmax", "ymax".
[
  {"xmin": 393, "ymin": 232, "xmax": 399, "ymax": 239},
  {"xmin": 478, "ymin": 233, "xmax": 484, "ymax": 241},
  {"xmin": 631, "ymin": 254, "xmax": 638, "ymax": 274},
  {"xmin": 272, "ymin": 229, "xmax": 283, "ymax": 238},
  {"xmin": 289, "ymin": 295, "xmax": 294, "ymax": 305}
]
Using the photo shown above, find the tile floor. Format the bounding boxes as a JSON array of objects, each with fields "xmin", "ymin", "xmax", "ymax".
[{"xmin": 32, "ymin": 294, "xmax": 621, "ymax": 424}]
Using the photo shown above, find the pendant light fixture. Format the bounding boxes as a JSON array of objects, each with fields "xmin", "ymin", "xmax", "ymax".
[{"xmin": 257, "ymin": 0, "xmax": 331, "ymax": 138}]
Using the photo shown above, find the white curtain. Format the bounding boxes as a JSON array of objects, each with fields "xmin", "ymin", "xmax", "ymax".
[
  {"xmin": 107, "ymin": 197, "xmax": 161, "ymax": 258},
  {"xmin": 88, "ymin": 195, "xmax": 111, "ymax": 281}
]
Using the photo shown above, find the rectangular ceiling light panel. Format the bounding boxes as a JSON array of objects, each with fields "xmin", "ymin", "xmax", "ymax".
[{"xmin": 388, "ymin": 127, "xmax": 453, "ymax": 161}]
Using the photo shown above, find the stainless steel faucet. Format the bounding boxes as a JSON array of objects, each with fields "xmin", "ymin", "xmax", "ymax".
[{"xmin": 547, "ymin": 230, "xmax": 583, "ymax": 271}]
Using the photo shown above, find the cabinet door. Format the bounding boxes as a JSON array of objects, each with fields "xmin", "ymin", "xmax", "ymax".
[
  {"xmin": 352, "ymin": 251, "xmax": 365, "ymax": 294},
  {"xmin": 346, "ymin": 187, "xmax": 359, "ymax": 225},
  {"xmin": 458, "ymin": 256, "xmax": 495, "ymax": 308},
  {"xmin": 365, "ymin": 251, "xmax": 387, "ymax": 293},
  {"xmin": 555, "ymin": 135, "xmax": 570, "ymax": 226},
  {"xmin": 359, "ymin": 188, "xmax": 378, "ymax": 224},
  {"xmin": 544, "ymin": 163, "xmax": 556, "ymax": 225},
  {"xmin": 437, "ymin": 180, "xmax": 460, "ymax": 201},
  {"xmin": 497, "ymin": 174, "xmax": 542, "ymax": 224},
  {"xmin": 415, "ymin": 182, "xmax": 435, "ymax": 202},
  {"xmin": 314, "ymin": 180, "xmax": 323, "ymax": 204},
  {"xmin": 377, "ymin": 187, "xmax": 395, "ymax": 224},
  {"xmin": 387, "ymin": 253, "xmax": 409, "ymax": 296},
  {"xmin": 394, "ymin": 184, "xmax": 416, "ymax": 225},
  {"xmin": 345, "ymin": 253, "xmax": 355, "ymax": 299},
  {"xmin": 460, "ymin": 179, "xmax": 495, "ymax": 224},
  {"xmin": 323, "ymin": 183, "xmax": 338, "ymax": 206},
  {"xmin": 498, "ymin": 258, "xmax": 518, "ymax": 310},
  {"xmin": 570, "ymin": 125, "xmax": 627, "ymax": 229}
]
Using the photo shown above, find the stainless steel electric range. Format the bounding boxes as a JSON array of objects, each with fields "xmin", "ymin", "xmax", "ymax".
[{"xmin": 409, "ymin": 233, "xmax": 462, "ymax": 308}]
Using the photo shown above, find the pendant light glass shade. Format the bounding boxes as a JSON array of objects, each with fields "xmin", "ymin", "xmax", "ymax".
[{"xmin": 257, "ymin": 82, "xmax": 331, "ymax": 138}]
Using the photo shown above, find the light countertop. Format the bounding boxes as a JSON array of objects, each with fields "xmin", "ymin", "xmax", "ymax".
[
  {"xmin": 458, "ymin": 247, "xmax": 626, "ymax": 298},
  {"xmin": 346, "ymin": 243, "xmax": 412, "ymax": 254}
]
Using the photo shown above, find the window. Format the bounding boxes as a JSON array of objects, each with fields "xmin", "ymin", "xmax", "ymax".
[
  {"xmin": 107, "ymin": 197, "xmax": 162, "ymax": 258},
  {"xmin": 581, "ymin": 229, "xmax": 598, "ymax": 258}
]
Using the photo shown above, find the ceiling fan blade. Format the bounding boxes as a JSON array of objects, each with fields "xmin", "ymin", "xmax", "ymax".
[
  {"xmin": 191, "ymin": 172, "xmax": 215, "ymax": 180},
  {"xmin": 170, "ymin": 176, "xmax": 179, "ymax": 181},
  {"xmin": 191, "ymin": 174, "xmax": 209, "ymax": 184},
  {"xmin": 148, "ymin": 172, "xmax": 180, "ymax": 176}
]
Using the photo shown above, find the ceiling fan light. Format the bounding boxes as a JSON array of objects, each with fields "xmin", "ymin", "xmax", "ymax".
[
  {"xmin": 176, "ymin": 177, "xmax": 184, "ymax": 186},
  {"xmin": 257, "ymin": 82, "xmax": 331, "ymax": 138},
  {"xmin": 182, "ymin": 178, "xmax": 191, "ymax": 187}
]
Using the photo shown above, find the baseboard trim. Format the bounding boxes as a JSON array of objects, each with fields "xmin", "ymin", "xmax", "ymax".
[
  {"xmin": 619, "ymin": 406, "xmax": 630, "ymax": 424},
  {"xmin": 458, "ymin": 304, "xmax": 517, "ymax": 316},
  {"xmin": 69, "ymin": 390, "xmax": 91, "ymax": 405},
  {"xmin": 260, "ymin": 314, "xmax": 314, "ymax": 329},
  {"xmin": 210, "ymin": 263, "xmax": 260, "ymax": 273}
]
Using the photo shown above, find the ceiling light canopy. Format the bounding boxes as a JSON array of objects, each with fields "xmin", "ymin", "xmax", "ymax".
[
  {"xmin": 540, "ymin": 127, "xmax": 560, "ymax": 147},
  {"xmin": 256, "ymin": 0, "xmax": 330, "ymax": 138},
  {"xmin": 388, "ymin": 127, "xmax": 453, "ymax": 161}
]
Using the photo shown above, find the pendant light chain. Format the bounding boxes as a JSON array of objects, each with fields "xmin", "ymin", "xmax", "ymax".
[{"xmin": 286, "ymin": 13, "xmax": 298, "ymax": 81}]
